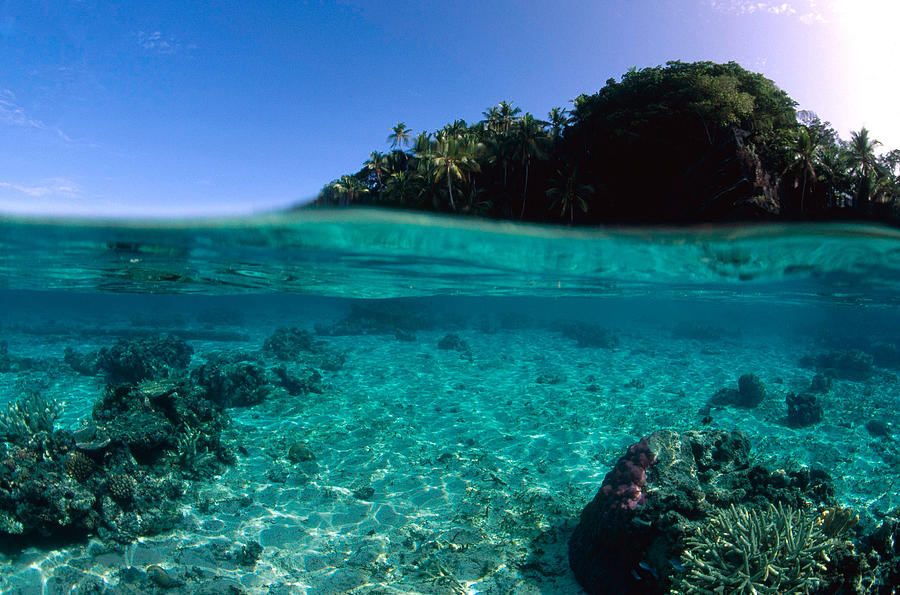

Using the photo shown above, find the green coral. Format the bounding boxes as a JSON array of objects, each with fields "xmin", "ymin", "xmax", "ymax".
[
  {"xmin": 0, "ymin": 512, "xmax": 24, "ymax": 535},
  {"xmin": 0, "ymin": 393, "xmax": 60, "ymax": 445},
  {"xmin": 674, "ymin": 502, "xmax": 856, "ymax": 595}
]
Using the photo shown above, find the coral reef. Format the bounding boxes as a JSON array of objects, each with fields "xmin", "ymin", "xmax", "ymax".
[
  {"xmin": 263, "ymin": 326, "xmax": 346, "ymax": 371},
  {"xmin": 65, "ymin": 335, "xmax": 194, "ymax": 384},
  {"xmin": 93, "ymin": 379, "xmax": 234, "ymax": 475},
  {"xmin": 0, "ymin": 376, "xmax": 235, "ymax": 545},
  {"xmin": 673, "ymin": 502, "xmax": 857, "ymax": 594},
  {"xmin": 568, "ymin": 429, "xmax": 847, "ymax": 594},
  {"xmin": 192, "ymin": 351, "xmax": 271, "ymax": 407},
  {"xmin": 0, "ymin": 393, "xmax": 60, "ymax": 445},
  {"xmin": 598, "ymin": 437, "xmax": 655, "ymax": 512}
]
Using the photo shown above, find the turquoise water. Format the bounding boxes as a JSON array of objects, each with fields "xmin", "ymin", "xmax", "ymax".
[{"xmin": 1, "ymin": 209, "xmax": 899, "ymax": 593}]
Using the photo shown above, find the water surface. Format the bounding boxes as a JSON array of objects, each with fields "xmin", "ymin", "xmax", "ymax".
[{"xmin": 1, "ymin": 210, "xmax": 898, "ymax": 594}]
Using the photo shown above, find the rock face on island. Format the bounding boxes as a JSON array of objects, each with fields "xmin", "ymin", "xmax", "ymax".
[{"xmin": 568, "ymin": 429, "xmax": 872, "ymax": 594}]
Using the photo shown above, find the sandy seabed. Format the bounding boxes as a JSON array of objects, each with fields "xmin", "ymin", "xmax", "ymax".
[{"xmin": 1, "ymin": 302, "xmax": 898, "ymax": 595}]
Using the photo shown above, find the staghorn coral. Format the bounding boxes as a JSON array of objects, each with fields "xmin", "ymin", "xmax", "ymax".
[
  {"xmin": 0, "ymin": 393, "xmax": 60, "ymax": 445},
  {"xmin": 675, "ymin": 502, "xmax": 856, "ymax": 594}
]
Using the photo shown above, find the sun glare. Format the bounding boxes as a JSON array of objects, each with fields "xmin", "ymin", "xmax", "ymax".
[{"xmin": 829, "ymin": 0, "xmax": 900, "ymax": 148}]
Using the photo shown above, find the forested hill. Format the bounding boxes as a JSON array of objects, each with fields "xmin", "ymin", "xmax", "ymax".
[{"xmin": 302, "ymin": 61, "xmax": 900, "ymax": 225}]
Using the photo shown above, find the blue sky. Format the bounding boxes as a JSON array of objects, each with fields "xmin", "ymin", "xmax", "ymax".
[{"xmin": 0, "ymin": 0, "xmax": 896, "ymax": 217}]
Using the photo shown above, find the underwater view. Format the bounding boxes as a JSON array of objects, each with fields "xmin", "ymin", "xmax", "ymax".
[{"xmin": 1, "ymin": 209, "xmax": 900, "ymax": 593}]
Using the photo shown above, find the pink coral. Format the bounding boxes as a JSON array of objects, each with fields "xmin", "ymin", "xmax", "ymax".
[{"xmin": 599, "ymin": 437, "xmax": 656, "ymax": 511}]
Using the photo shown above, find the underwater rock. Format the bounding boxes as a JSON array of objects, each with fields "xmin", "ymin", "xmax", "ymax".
[
  {"xmin": 314, "ymin": 301, "xmax": 433, "ymax": 339},
  {"xmin": 263, "ymin": 326, "xmax": 324, "ymax": 360},
  {"xmin": 0, "ymin": 341, "xmax": 10, "ymax": 372},
  {"xmin": 437, "ymin": 333, "xmax": 472, "ymax": 360},
  {"xmin": 569, "ymin": 429, "xmax": 844, "ymax": 594},
  {"xmin": 286, "ymin": 442, "xmax": 316, "ymax": 463},
  {"xmin": 273, "ymin": 363, "xmax": 324, "ymax": 396},
  {"xmin": 63, "ymin": 346, "xmax": 99, "ymax": 376},
  {"xmin": 865, "ymin": 419, "xmax": 892, "ymax": 438},
  {"xmin": 869, "ymin": 341, "xmax": 900, "ymax": 369},
  {"xmin": 810, "ymin": 373, "xmax": 831, "ymax": 393},
  {"xmin": 557, "ymin": 321, "xmax": 618, "ymax": 349},
  {"xmin": 536, "ymin": 371, "xmax": 566, "ymax": 385},
  {"xmin": 65, "ymin": 335, "xmax": 194, "ymax": 384},
  {"xmin": 352, "ymin": 485, "xmax": 375, "ymax": 500},
  {"xmin": 146, "ymin": 564, "xmax": 180, "ymax": 588},
  {"xmin": 437, "ymin": 332, "xmax": 467, "ymax": 351},
  {"xmin": 786, "ymin": 392, "xmax": 824, "ymax": 428},
  {"xmin": 709, "ymin": 373, "xmax": 767, "ymax": 408},
  {"xmin": 234, "ymin": 540, "xmax": 263, "ymax": 567},
  {"xmin": 801, "ymin": 349, "xmax": 875, "ymax": 381},
  {"xmin": 192, "ymin": 351, "xmax": 271, "ymax": 407}
]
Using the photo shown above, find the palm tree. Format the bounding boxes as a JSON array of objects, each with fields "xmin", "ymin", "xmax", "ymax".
[
  {"xmin": 364, "ymin": 151, "xmax": 387, "ymax": 188},
  {"xmin": 847, "ymin": 127, "xmax": 881, "ymax": 209},
  {"xmin": 547, "ymin": 107, "xmax": 569, "ymax": 141},
  {"xmin": 383, "ymin": 170, "xmax": 422, "ymax": 205},
  {"xmin": 817, "ymin": 146, "xmax": 849, "ymax": 208},
  {"xmin": 442, "ymin": 119, "xmax": 469, "ymax": 139},
  {"xmin": 784, "ymin": 126, "xmax": 822, "ymax": 214},
  {"xmin": 413, "ymin": 132, "xmax": 433, "ymax": 157},
  {"xmin": 497, "ymin": 101, "xmax": 522, "ymax": 133},
  {"xmin": 511, "ymin": 113, "xmax": 550, "ymax": 218},
  {"xmin": 482, "ymin": 105, "xmax": 502, "ymax": 134},
  {"xmin": 330, "ymin": 175, "xmax": 369, "ymax": 206},
  {"xmin": 430, "ymin": 136, "xmax": 480, "ymax": 211},
  {"xmin": 387, "ymin": 122, "xmax": 413, "ymax": 150},
  {"xmin": 547, "ymin": 167, "xmax": 593, "ymax": 223}
]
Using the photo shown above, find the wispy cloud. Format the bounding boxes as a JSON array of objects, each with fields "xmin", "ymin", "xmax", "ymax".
[
  {"xmin": 136, "ymin": 30, "xmax": 181, "ymax": 54},
  {"xmin": 0, "ymin": 89, "xmax": 75, "ymax": 142},
  {"xmin": 709, "ymin": 0, "xmax": 826, "ymax": 23},
  {"xmin": 0, "ymin": 178, "xmax": 81, "ymax": 199}
]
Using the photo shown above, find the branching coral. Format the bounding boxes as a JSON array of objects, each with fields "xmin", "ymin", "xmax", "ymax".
[
  {"xmin": 0, "ymin": 393, "xmax": 60, "ymax": 445},
  {"xmin": 675, "ymin": 502, "xmax": 857, "ymax": 594}
]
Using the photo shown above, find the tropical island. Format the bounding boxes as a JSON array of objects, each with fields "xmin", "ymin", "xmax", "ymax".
[{"xmin": 303, "ymin": 60, "xmax": 899, "ymax": 225}]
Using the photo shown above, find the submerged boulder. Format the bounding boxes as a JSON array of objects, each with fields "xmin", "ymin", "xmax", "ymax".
[
  {"xmin": 263, "ymin": 327, "xmax": 324, "ymax": 360},
  {"xmin": 558, "ymin": 321, "xmax": 618, "ymax": 349},
  {"xmin": 709, "ymin": 373, "xmax": 767, "ymax": 408},
  {"xmin": 786, "ymin": 392, "xmax": 824, "ymax": 428},
  {"xmin": 801, "ymin": 349, "xmax": 875, "ymax": 381}
]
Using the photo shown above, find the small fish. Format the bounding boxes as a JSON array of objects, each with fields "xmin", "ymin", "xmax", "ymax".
[
  {"xmin": 669, "ymin": 558, "xmax": 686, "ymax": 572},
  {"xmin": 631, "ymin": 570, "xmax": 643, "ymax": 581},
  {"xmin": 638, "ymin": 561, "xmax": 659, "ymax": 580}
]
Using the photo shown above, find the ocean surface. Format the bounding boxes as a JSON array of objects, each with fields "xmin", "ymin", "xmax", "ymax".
[{"xmin": 1, "ymin": 208, "xmax": 899, "ymax": 594}]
